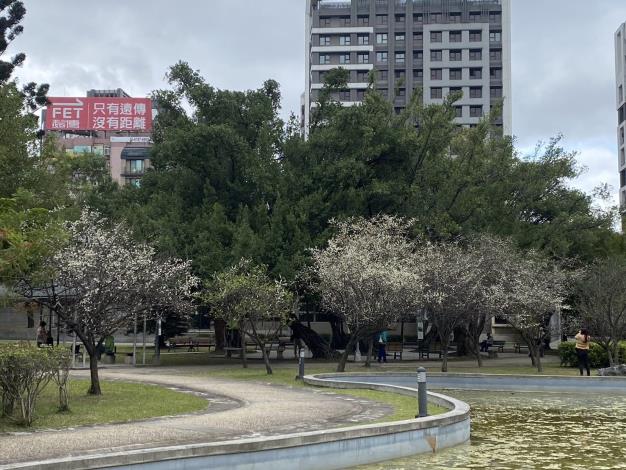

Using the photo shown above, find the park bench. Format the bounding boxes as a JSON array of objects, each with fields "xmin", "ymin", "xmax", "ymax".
[
  {"xmin": 167, "ymin": 336, "xmax": 216, "ymax": 352},
  {"xmin": 514, "ymin": 342, "xmax": 529, "ymax": 354},
  {"xmin": 418, "ymin": 344, "xmax": 455, "ymax": 359},
  {"xmin": 386, "ymin": 341, "xmax": 403, "ymax": 360},
  {"xmin": 224, "ymin": 342, "xmax": 258, "ymax": 359},
  {"xmin": 491, "ymin": 340, "xmax": 505, "ymax": 353}
]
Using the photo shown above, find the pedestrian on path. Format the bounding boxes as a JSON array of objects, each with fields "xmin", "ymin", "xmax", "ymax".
[
  {"xmin": 575, "ymin": 328, "xmax": 591, "ymax": 376},
  {"xmin": 377, "ymin": 330, "xmax": 388, "ymax": 363},
  {"xmin": 36, "ymin": 321, "xmax": 47, "ymax": 347}
]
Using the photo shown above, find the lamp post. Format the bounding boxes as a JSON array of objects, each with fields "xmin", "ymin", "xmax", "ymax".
[
  {"xmin": 296, "ymin": 348, "xmax": 305, "ymax": 380},
  {"xmin": 416, "ymin": 367, "xmax": 428, "ymax": 418}
]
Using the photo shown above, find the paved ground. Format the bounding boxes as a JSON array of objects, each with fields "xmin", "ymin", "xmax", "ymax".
[{"xmin": 0, "ymin": 367, "xmax": 393, "ymax": 466}]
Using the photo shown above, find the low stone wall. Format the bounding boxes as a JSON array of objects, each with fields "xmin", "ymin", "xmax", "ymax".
[{"xmin": 8, "ymin": 376, "xmax": 470, "ymax": 470}]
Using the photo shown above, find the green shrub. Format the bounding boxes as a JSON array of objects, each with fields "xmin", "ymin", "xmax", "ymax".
[
  {"xmin": 0, "ymin": 344, "xmax": 71, "ymax": 425},
  {"xmin": 559, "ymin": 341, "xmax": 626, "ymax": 368}
]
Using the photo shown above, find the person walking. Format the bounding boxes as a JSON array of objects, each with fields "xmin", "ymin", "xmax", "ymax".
[
  {"xmin": 377, "ymin": 330, "xmax": 388, "ymax": 363},
  {"xmin": 480, "ymin": 333, "xmax": 494, "ymax": 352},
  {"xmin": 575, "ymin": 328, "xmax": 591, "ymax": 376},
  {"xmin": 36, "ymin": 321, "xmax": 47, "ymax": 348}
]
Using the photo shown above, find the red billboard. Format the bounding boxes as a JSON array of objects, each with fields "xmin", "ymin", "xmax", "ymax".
[{"xmin": 45, "ymin": 97, "xmax": 152, "ymax": 132}]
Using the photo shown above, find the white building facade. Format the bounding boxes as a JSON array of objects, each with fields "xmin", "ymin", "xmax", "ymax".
[{"xmin": 616, "ymin": 22, "xmax": 626, "ymax": 215}]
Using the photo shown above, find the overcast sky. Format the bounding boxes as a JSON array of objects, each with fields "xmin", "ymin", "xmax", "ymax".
[{"xmin": 9, "ymin": 0, "xmax": 626, "ymax": 206}]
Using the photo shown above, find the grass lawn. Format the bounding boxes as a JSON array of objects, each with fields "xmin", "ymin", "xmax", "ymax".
[
  {"xmin": 202, "ymin": 365, "xmax": 447, "ymax": 420},
  {"xmin": 0, "ymin": 379, "xmax": 208, "ymax": 432}
]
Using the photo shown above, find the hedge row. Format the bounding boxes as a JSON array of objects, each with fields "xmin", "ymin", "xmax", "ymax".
[{"xmin": 558, "ymin": 341, "xmax": 626, "ymax": 368}]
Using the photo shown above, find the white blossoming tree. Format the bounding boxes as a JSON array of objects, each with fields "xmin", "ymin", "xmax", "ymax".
[
  {"xmin": 500, "ymin": 250, "xmax": 568, "ymax": 373},
  {"xmin": 311, "ymin": 216, "xmax": 420, "ymax": 372},
  {"xmin": 19, "ymin": 210, "xmax": 198, "ymax": 395},
  {"xmin": 203, "ymin": 260, "xmax": 294, "ymax": 375},
  {"xmin": 415, "ymin": 241, "xmax": 485, "ymax": 372},
  {"xmin": 462, "ymin": 235, "xmax": 520, "ymax": 367}
]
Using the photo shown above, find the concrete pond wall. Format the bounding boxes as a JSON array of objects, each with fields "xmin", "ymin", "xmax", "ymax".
[{"xmin": 11, "ymin": 376, "xmax": 470, "ymax": 470}]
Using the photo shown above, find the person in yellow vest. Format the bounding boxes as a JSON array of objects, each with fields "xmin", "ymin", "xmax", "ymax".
[{"xmin": 575, "ymin": 329, "xmax": 591, "ymax": 376}]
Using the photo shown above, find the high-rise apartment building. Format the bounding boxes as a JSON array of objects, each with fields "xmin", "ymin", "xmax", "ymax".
[
  {"xmin": 616, "ymin": 22, "xmax": 626, "ymax": 214},
  {"xmin": 304, "ymin": 0, "xmax": 511, "ymax": 135}
]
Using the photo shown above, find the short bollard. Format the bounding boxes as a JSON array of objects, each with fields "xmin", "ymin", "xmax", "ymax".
[
  {"xmin": 416, "ymin": 367, "xmax": 428, "ymax": 418},
  {"xmin": 296, "ymin": 349, "xmax": 305, "ymax": 380}
]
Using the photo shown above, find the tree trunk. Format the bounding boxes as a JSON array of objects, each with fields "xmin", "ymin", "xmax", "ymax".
[
  {"xmin": 329, "ymin": 316, "xmax": 349, "ymax": 350},
  {"xmin": 607, "ymin": 341, "xmax": 618, "ymax": 367},
  {"xmin": 364, "ymin": 337, "xmax": 373, "ymax": 368},
  {"xmin": 214, "ymin": 319, "xmax": 226, "ymax": 352},
  {"xmin": 259, "ymin": 340, "xmax": 272, "ymax": 375},
  {"xmin": 240, "ymin": 329, "xmax": 248, "ymax": 369},
  {"xmin": 87, "ymin": 353, "xmax": 101, "ymax": 395},
  {"xmin": 337, "ymin": 335, "xmax": 356, "ymax": 372},
  {"xmin": 290, "ymin": 320, "xmax": 334, "ymax": 359},
  {"xmin": 440, "ymin": 335, "xmax": 450, "ymax": 372}
]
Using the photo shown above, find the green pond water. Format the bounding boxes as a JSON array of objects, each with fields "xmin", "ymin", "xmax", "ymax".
[{"xmin": 351, "ymin": 391, "xmax": 626, "ymax": 470}]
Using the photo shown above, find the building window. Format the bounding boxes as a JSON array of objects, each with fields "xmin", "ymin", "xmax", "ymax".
[
  {"xmin": 449, "ymin": 50, "xmax": 462, "ymax": 61},
  {"xmin": 470, "ymin": 87, "xmax": 482, "ymax": 98},
  {"xmin": 414, "ymin": 51, "xmax": 423, "ymax": 61},
  {"xmin": 491, "ymin": 68, "xmax": 502, "ymax": 79},
  {"xmin": 469, "ymin": 31, "xmax": 482, "ymax": 42},
  {"xmin": 358, "ymin": 15, "xmax": 369, "ymax": 26},
  {"xmin": 469, "ymin": 11, "xmax": 481, "ymax": 22},
  {"xmin": 357, "ymin": 70, "xmax": 369, "ymax": 82},
  {"xmin": 339, "ymin": 90, "xmax": 351, "ymax": 101},
  {"xmin": 358, "ymin": 34, "xmax": 370, "ymax": 45},
  {"xmin": 320, "ymin": 36, "xmax": 330, "ymax": 46},
  {"xmin": 470, "ymin": 106, "xmax": 483, "ymax": 117},
  {"xmin": 430, "ymin": 50, "xmax": 442, "ymax": 61},
  {"xmin": 619, "ymin": 85, "xmax": 623, "ymax": 102},
  {"xmin": 413, "ymin": 32, "xmax": 423, "ymax": 42},
  {"xmin": 128, "ymin": 159, "xmax": 145, "ymax": 174},
  {"xmin": 395, "ymin": 52, "xmax": 405, "ymax": 65},
  {"xmin": 397, "ymin": 88, "xmax": 406, "ymax": 98},
  {"xmin": 395, "ymin": 70, "xmax": 406, "ymax": 79},
  {"xmin": 449, "ymin": 69, "xmax": 462, "ymax": 80},
  {"xmin": 395, "ymin": 33, "xmax": 405, "ymax": 42},
  {"xmin": 620, "ymin": 126, "xmax": 625, "ymax": 145},
  {"xmin": 377, "ymin": 33, "xmax": 388, "ymax": 45},
  {"xmin": 490, "ymin": 87, "xmax": 503, "ymax": 98},
  {"xmin": 376, "ymin": 14, "xmax": 388, "ymax": 25},
  {"xmin": 490, "ymin": 49, "xmax": 502, "ymax": 61},
  {"xmin": 319, "ymin": 54, "xmax": 331, "ymax": 65},
  {"xmin": 449, "ymin": 31, "xmax": 462, "ymax": 43},
  {"xmin": 489, "ymin": 12, "xmax": 502, "ymax": 23},
  {"xmin": 320, "ymin": 17, "xmax": 331, "ymax": 27},
  {"xmin": 377, "ymin": 51, "xmax": 388, "ymax": 64},
  {"xmin": 127, "ymin": 179, "xmax": 141, "ymax": 188},
  {"xmin": 340, "ymin": 35, "xmax": 351, "ymax": 46},
  {"xmin": 431, "ymin": 69, "xmax": 442, "ymax": 80},
  {"xmin": 431, "ymin": 87, "xmax": 443, "ymax": 99},
  {"xmin": 413, "ymin": 69, "xmax": 423, "ymax": 79},
  {"xmin": 449, "ymin": 12, "xmax": 461, "ymax": 23},
  {"xmin": 431, "ymin": 31, "xmax": 443, "ymax": 43},
  {"xmin": 454, "ymin": 106, "xmax": 463, "ymax": 118},
  {"xmin": 430, "ymin": 12, "xmax": 442, "ymax": 23},
  {"xmin": 414, "ymin": 13, "xmax": 423, "ymax": 24},
  {"xmin": 341, "ymin": 16, "xmax": 351, "ymax": 26},
  {"xmin": 356, "ymin": 90, "xmax": 366, "ymax": 101},
  {"xmin": 379, "ymin": 69, "xmax": 388, "ymax": 81},
  {"xmin": 357, "ymin": 53, "xmax": 369, "ymax": 64},
  {"xmin": 395, "ymin": 14, "xmax": 405, "ymax": 24},
  {"xmin": 339, "ymin": 54, "xmax": 351, "ymax": 64},
  {"xmin": 319, "ymin": 71, "xmax": 327, "ymax": 82},
  {"xmin": 621, "ymin": 148, "xmax": 626, "ymax": 167},
  {"xmin": 490, "ymin": 31, "xmax": 501, "ymax": 42},
  {"xmin": 469, "ymin": 49, "xmax": 482, "ymax": 60},
  {"xmin": 470, "ymin": 68, "xmax": 482, "ymax": 79}
]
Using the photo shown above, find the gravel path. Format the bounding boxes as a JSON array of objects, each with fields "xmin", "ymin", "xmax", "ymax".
[{"xmin": 0, "ymin": 367, "xmax": 392, "ymax": 466}]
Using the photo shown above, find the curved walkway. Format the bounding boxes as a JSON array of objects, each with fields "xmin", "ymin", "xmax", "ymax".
[
  {"xmin": 321, "ymin": 372, "xmax": 626, "ymax": 394},
  {"xmin": 0, "ymin": 367, "xmax": 392, "ymax": 467}
]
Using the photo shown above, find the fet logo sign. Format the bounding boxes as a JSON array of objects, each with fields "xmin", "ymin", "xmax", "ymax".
[{"xmin": 45, "ymin": 97, "xmax": 152, "ymax": 132}]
